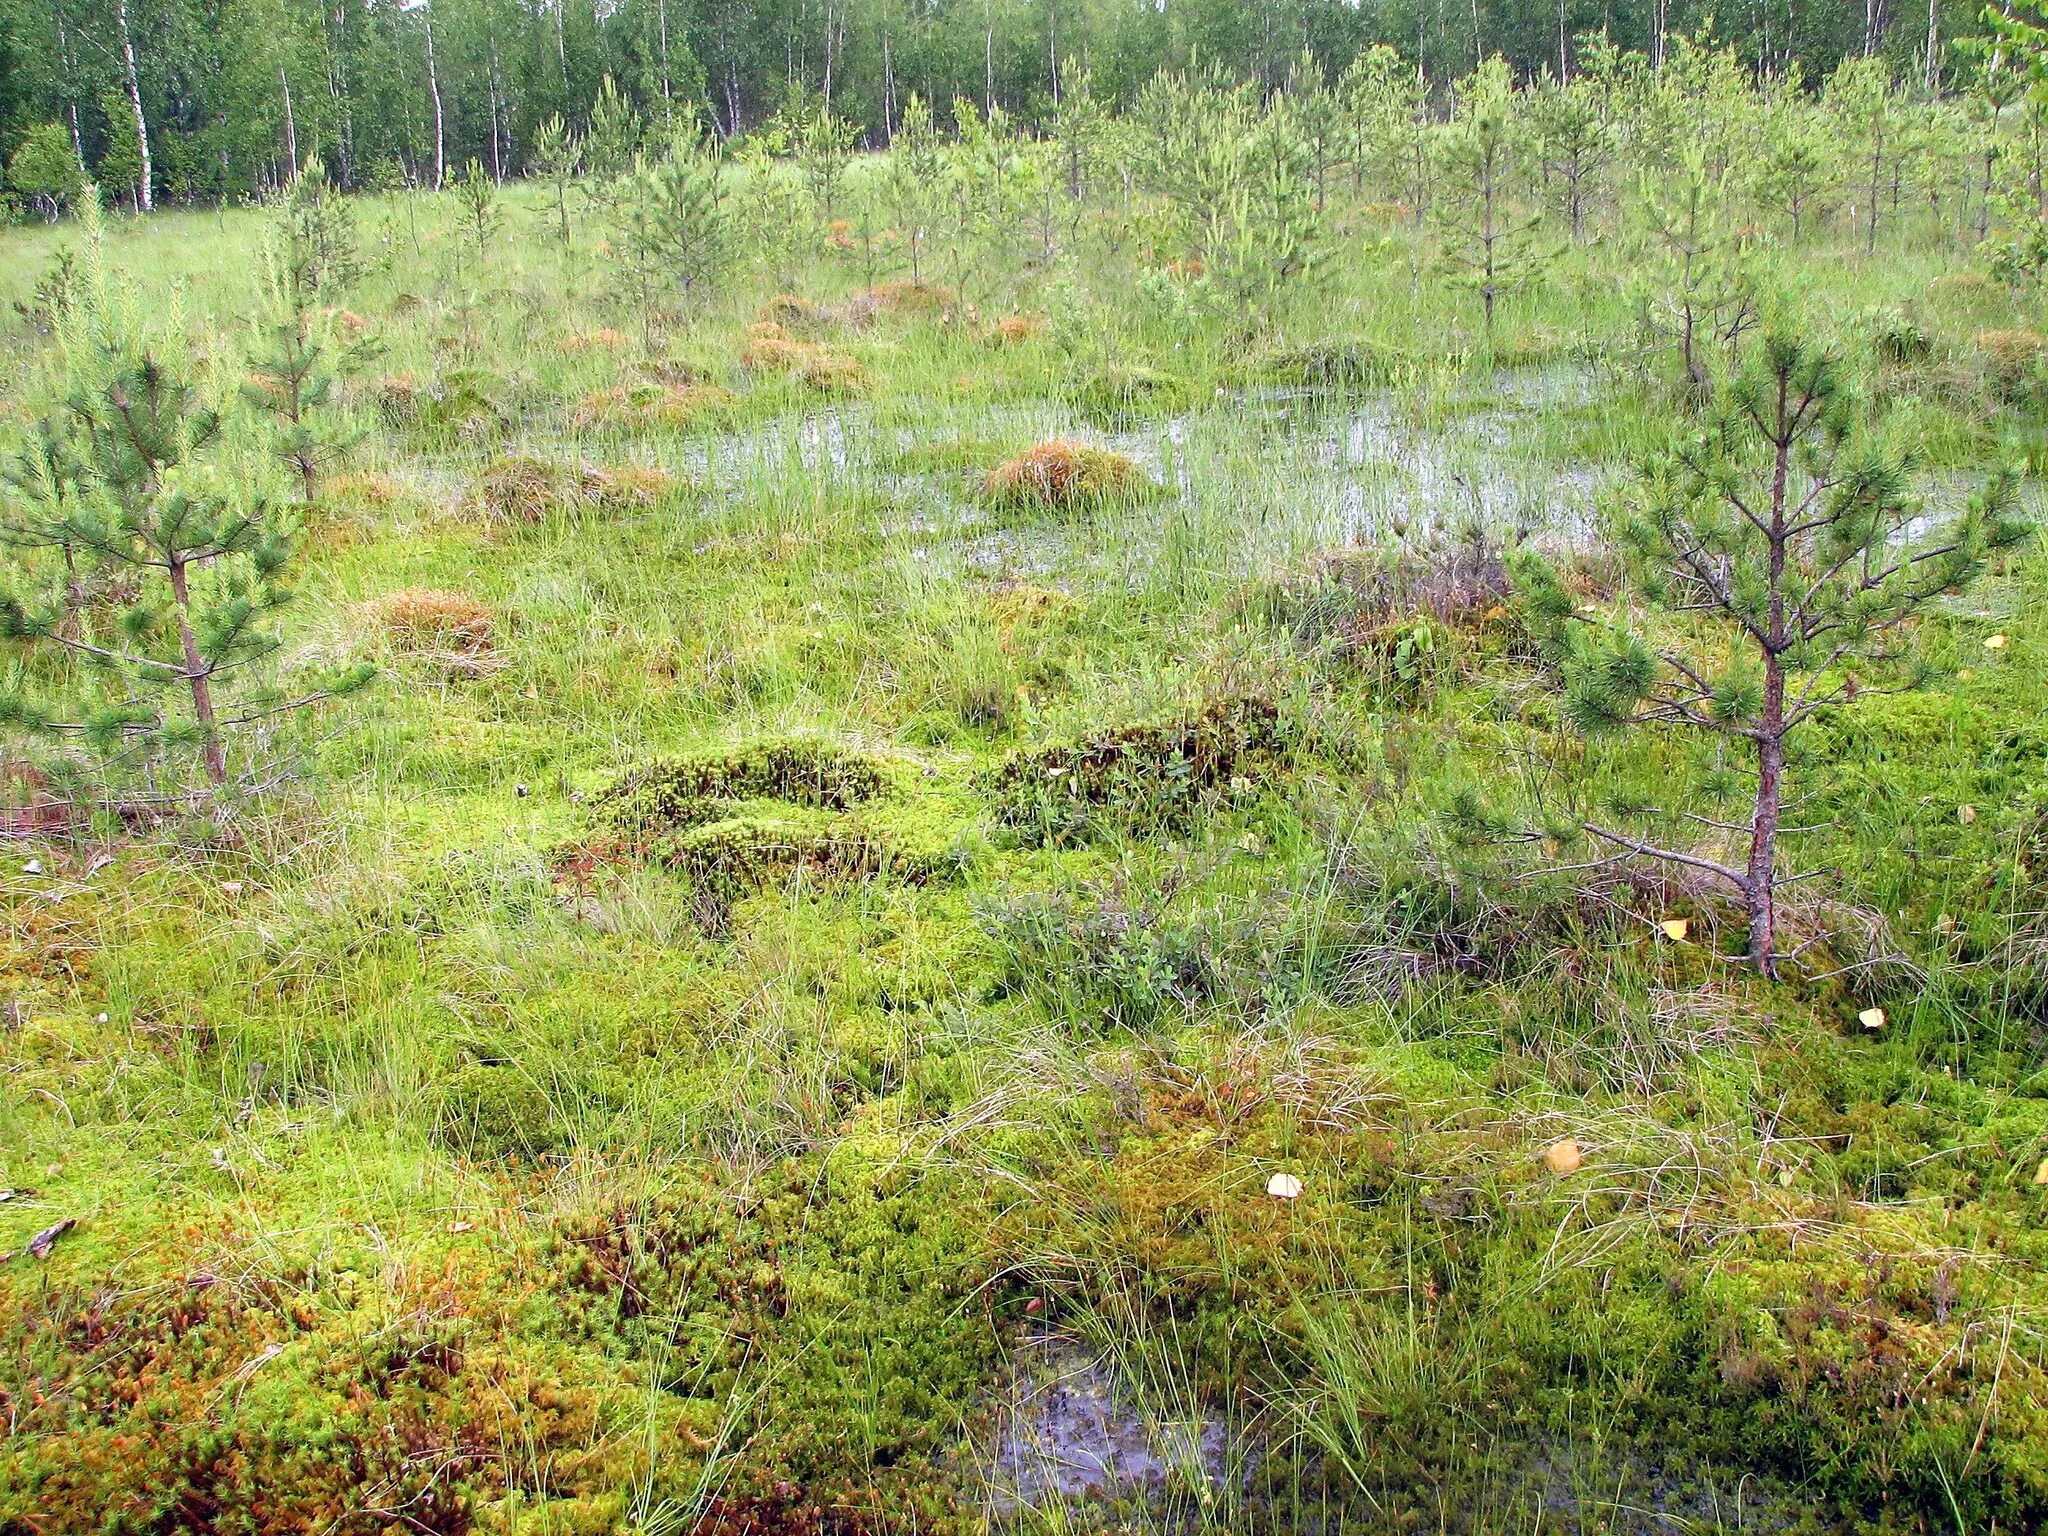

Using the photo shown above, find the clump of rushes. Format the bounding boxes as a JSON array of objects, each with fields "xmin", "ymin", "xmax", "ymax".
[{"xmin": 982, "ymin": 438, "xmax": 1141, "ymax": 511}]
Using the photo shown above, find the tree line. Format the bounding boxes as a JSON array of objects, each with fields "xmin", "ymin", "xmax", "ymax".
[{"xmin": 0, "ymin": 0, "xmax": 2022, "ymax": 213}]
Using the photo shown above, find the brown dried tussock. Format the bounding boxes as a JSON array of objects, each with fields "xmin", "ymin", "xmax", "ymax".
[
  {"xmin": 1975, "ymin": 329, "xmax": 2048, "ymax": 398},
  {"xmin": 560, "ymin": 327, "xmax": 629, "ymax": 352},
  {"xmin": 986, "ymin": 313, "xmax": 1048, "ymax": 347},
  {"xmin": 982, "ymin": 438, "xmax": 1139, "ymax": 510},
  {"xmin": 738, "ymin": 325, "xmax": 868, "ymax": 392},
  {"xmin": 469, "ymin": 455, "xmax": 677, "ymax": 525},
  {"xmin": 570, "ymin": 382, "xmax": 737, "ymax": 433},
  {"xmin": 368, "ymin": 588, "xmax": 501, "ymax": 675},
  {"xmin": 856, "ymin": 281, "xmax": 955, "ymax": 321},
  {"xmin": 324, "ymin": 472, "xmax": 407, "ymax": 508}
]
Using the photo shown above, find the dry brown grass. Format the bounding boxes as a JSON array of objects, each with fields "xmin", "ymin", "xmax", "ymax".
[
  {"xmin": 739, "ymin": 324, "xmax": 868, "ymax": 392},
  {"xmin": 864, "ymin": 280, "xmax": 954, "ymax": 315},
  {"xmin": 325, "ymin": 472, "xmax": 407, "ymax": 508},
  {"xmin": 368, "ymin": 588, "xmax": 501, "ymax": 676},
  {"xmin": 469, "ymin": 455, "xmax": 678, "ymax": 525},
  {"xmin": 560, "ymin": 327, "xmax": 629, "ymax": 352},
  {"xmin": 756, "ymin": 293, "xmax": 836, "ymax": 335},
  {"xmin": 570, "ymin": 382, "xmax": 737, "ymax": 433},
  {"xmin": 1975, "ymin": 329, "xmax": 2048, "ymax": 398},
  {"xmin": 983, "ymin": 439, "xmax": 1140, "ymax": 510},
  {"xmin": 986, "ymin": 313, "xmax": 1047, "ymax": 347}
]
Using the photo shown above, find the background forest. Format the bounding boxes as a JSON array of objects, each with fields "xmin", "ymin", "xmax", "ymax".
[{"xmin": 0, "ymin": 0, "xmax": 2016, "ymax": 214}]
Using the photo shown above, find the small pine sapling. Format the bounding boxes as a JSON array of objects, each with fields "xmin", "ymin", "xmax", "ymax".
[
  {"xmin": 622, "ymin": 129, "xmax": 735, "ymax": 338},
  {"xmin": 531, "ymin": 113, "xmax": 582, "ymax": 245},
  {"xmin": 0, "ymin": 224, "xmax": 369, "ymax": 790},
  {"xmin": 244, "ymin": 179, "xmax": 365, "ymax": 502},
  {"xmin": 454, "ymin": 158, "xmax": 502, "ymax": 262},
  {"xmin": 1433, "ymin": 59, "xmax": 1550, "ymax": 338},
  {"xmin": 1513, "ymin": 334, "xmax": 2029, "ymax": 973}
]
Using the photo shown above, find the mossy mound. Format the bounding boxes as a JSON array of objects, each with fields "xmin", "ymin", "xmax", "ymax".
[
  {"xmin": 987, "ymin": 694, "xmax": 1294, "ymax": 844},
  {"xmin": 982, "ymin": 438, "xmax": 1142, "ymax": 512},
  {"xmin": 597, "ymin": 740, "xmax": 888, "ymax": 838},
  {"xmin": 434, "ymin": 1061, "xmax": 573, "ymax": 1159},
  {"xmin": 579, "ymin": 740, "xmax": 968, "ymax": 927},
  {"xmin": 645, "ymin": 814, "xmax": 924, "ymax": 929},
  {"xmin": 1066, "ymin": 361, "xmax": 1194, "ymax": 426},
  {"xmin": 739, "ymin": 324, "xmax": 868, "ymax": 392},
  {"xmin": 569, "ymin": 380, "xmax": 737, "ymax": 433},
  {"xmin": 1261, "ymin": 336, "xmax": 1413, "ymax": 392}
]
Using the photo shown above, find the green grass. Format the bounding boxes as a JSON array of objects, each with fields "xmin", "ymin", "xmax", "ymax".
[{"xmin": 3, "ymin": 170, "xmax": 2048, "ymax": 1534}]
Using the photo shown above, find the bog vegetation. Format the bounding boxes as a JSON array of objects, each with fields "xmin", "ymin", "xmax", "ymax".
[{"xmin": 7, "ymin": 23, "xmax": 2048, "ymax": 1536}]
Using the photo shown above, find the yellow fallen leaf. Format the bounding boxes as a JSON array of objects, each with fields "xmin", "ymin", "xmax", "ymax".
[
  {"xmin": 1959, "ymin": 804, "xmax": 1978, "ymax": 824},
  {"xmin": 1542, "ymin": 1138, "xmax": 1583, "ymax": 1175},
  {"xmin": 1958, "ymin": 667, "xmax": 1976, "ymax": 680},
  {"xmin": 2034, "ymin": 1157, "xmax": 2048, "ymax": 1186},
  {"xmin": 1266, "ymin": 1172, "xmax": 1303, "ymax": 1200},
  {"xmin": 1985, "ymin": 634, "xmax": 2009, "ymax": 651},
  {"xmin": 1778, "ymin": 1166, "xmax": 1797, "ymax": 1187},
  {"xmin": 1859, "ymin": 1007, "xmax": 1887, "ymax": 1030},
  {"xmin": 1659, "ymin": 918, "xmax": 1689, "ymax": 941}
]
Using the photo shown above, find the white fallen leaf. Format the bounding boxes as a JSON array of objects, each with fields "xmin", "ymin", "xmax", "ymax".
[
  {"xmin": 20, "ymin": 860, "xmax": 41, "ymax": 876},
  {"xmin": 1859, "ymin": 1007, "xmax": 1887, "ymax": 1030},
  {"xmin": 1265, "ymin": 1172, "xmax": 1303, "ymax": 1200},
  {"xmin": 449, "ymin": 1220, "xmax": 475, "ymax": 1234}
]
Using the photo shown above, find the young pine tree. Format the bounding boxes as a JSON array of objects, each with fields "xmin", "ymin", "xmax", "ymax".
[
  {"xmin": 1630, "ymin": 146, "xmax": 1759, "ymax": 397},
  {"xmin": 244, "ymin": 166, "xmax": 363, "ymax": 502},
  {"xmin": 888, "ymin": 94, "xmax": 944, "ymax": 287},
  {"xmin": 454, "ymin": 158, "xmax": 502, "ymax": 263},
  {"xmin": 1513, "ymin": 334, "xmax": 2029, "ymax": 973},
  {"xmin": 1433, "ymin": 60, "xmax": 1549, "ymax": 338},
  {"xmin": 622, "ymin": 129, "xmax": 734, "ymax": 336},
  {"xmin": 0, "ymin": 210, "xmax": 369, "ymax": 789},
  {"xmin": 530, "ymin": 114, "xmax": 582, "ymax": 246}
]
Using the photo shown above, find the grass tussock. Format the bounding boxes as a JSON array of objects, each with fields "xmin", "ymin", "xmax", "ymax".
[
  {"xmin": 367, "ymin": 588, "xmax": 501, "ymax": 675},
  {"xmin": 468, "ymin": 453, "xmax": 676, "ymax": 525},
  {"xmin": 739, "ymin": 322, "xmax": 868, "ymax": 392},
  {"xmin": 982, "ymin": 438, "xmax": 1141, "ymax": 511},
  {"xmin": 569, "ymin": 380, "xmax": 737, "ymax": 433}
]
